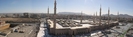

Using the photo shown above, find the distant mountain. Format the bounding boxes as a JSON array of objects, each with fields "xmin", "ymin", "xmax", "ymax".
[
  {"xmin": 102, "ymin": 14, "xmax": 133, "ymax": 18},
  {"xmin": 57, "ymin": 12, "xmax": 88, "ymax": 16}
]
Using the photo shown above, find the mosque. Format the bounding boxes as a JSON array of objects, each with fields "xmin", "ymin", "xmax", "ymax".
[{"xmin": 46, "ymin": 0, "xmax": 119, "ymax": 35}]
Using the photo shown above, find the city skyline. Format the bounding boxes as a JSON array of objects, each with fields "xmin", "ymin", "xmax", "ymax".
[{"xmin": 0, "ymin": 0, "xmax": 133, "ymax": 15}]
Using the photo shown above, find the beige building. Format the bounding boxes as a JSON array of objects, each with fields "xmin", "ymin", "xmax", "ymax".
[
  {"xmin": 47, "ymin": 19, "xmax": 118, "ymax": 35},
  {"xmin": 46, "ymin": 0, "xmax": 119, "ymax": 36},
  {"xmin": 0, "ymin": 21, "xmax": 10, "ymax": 30}
]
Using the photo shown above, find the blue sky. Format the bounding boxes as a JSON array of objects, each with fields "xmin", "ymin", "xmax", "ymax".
[{"xmin": 0, "ymin": 0, "xmax": 133, "ymax": 15}]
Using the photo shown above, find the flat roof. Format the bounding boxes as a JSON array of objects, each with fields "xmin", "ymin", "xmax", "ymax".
[
  {"xmin": 48, "ymin": 19, "xmax": 118, "ymax": 29},
  {"xmin": 48, "ymin": 19, "xmax": 94, "ymax": 29},
  {"xmin": 73, "ymin": 20, "xmax": 93, "ymax": 23}
]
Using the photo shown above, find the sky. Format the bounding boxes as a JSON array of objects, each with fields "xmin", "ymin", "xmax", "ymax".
[{"xmin": 0, "ymin": 0, "xmax": 133, "ymax": 15}]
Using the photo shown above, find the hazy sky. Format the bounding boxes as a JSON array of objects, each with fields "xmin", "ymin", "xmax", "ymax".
[{"xmin": 0, "ymin": 0, "xmax": 133, "ymax": 15}]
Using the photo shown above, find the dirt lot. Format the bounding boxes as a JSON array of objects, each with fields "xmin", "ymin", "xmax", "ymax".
[
  {"xmin": 7, "ymin": 23, "xmax": 40, "ymax": 37},
  {"xmin": 0, "ymin": 18, "xmax": 40, "ymax": 23}
]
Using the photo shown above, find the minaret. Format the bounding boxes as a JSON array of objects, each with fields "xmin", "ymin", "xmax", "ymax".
[
  {"xmin": 47, "ymin": 6, "xmax": 49, "ymax": 18},
  {"xmin": 108, "ymin": 7, "xmax": 110, "ymax": 25},
  {"xmin": 46, "ymin": 7, "xmax": 49, "ymax": 23},
  {"xmin": 53, "ymin": 0, "xmax": 57, "ymax": 29},
  {"xmin": 80, "ymin": 11, "xmax": 83, "ymax": 23},
  {"xmin": 93, "ymin": 13, "xmax": 95, "ymax": 23},
  {"xmin": 67, "ymin": 15, "xmax": 69, "ymax": 20},
  {"xmin": 117, "ymin": 11, "xmax": 119, "ymax": 22},
  {"xmin": 95, "ymin": 12, "xmax": 97, "ymax": 23},
  {"xmin": 96, "ymin": 11, "xmax": 97, "ymax": 18},
  {"xmin": 99, "ymin": 5, "xmax": 102, "ymax": 25}
]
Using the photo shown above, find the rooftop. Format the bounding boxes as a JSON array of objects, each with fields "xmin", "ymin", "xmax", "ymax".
[{"xmin": 48, "ymin": 19, "xmax": 94, "ymax": 29}]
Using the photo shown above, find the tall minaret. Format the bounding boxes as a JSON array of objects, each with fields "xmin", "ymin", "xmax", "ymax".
[
  {"xmin": 96, "ymin": 11, "xmax": 97, "ymax": 18},
  {"xmin": 108, "ymin": 7, "xmax": 110, "ymax": 25},
  {"xmin": 117, "ymin": 11, "xmax": 119, "ymax": 22},
  {"xmin": 93, "ymin": 13, "xmax": 95, "ymax": 23},
  {"xmin": 99, "ymin": 5, "xmax": 102, "ymax": 25},
  {"xmin": 47, "ymin": 6, "xmax": 49, "ymax": 18},
  {"xmin": 46, "ymin": 7, "xmax": 49, "ymax": 23},
  {"xmin": 67, "ymin": 15, "xmax": 69, "ymax": 20},
  {"xmin": 80, "ymin": 11, "xmax": 83, "ymax": 23},
  {"xmin": 53, "ymin": 0, "xmax": 57, "ymax": 29},
  {"xmin": 96, "ymin": 12, "xmax": 97, "ymax": 22}
]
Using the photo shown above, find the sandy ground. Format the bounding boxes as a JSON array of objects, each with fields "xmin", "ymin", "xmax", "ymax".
[
  {"xmin": 0, "ymin": 18, "xmax": 39, "ymax": 23},
  {"xmin": 7, "ymin": 23, "xmax": 39, "ymax": 37}
]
